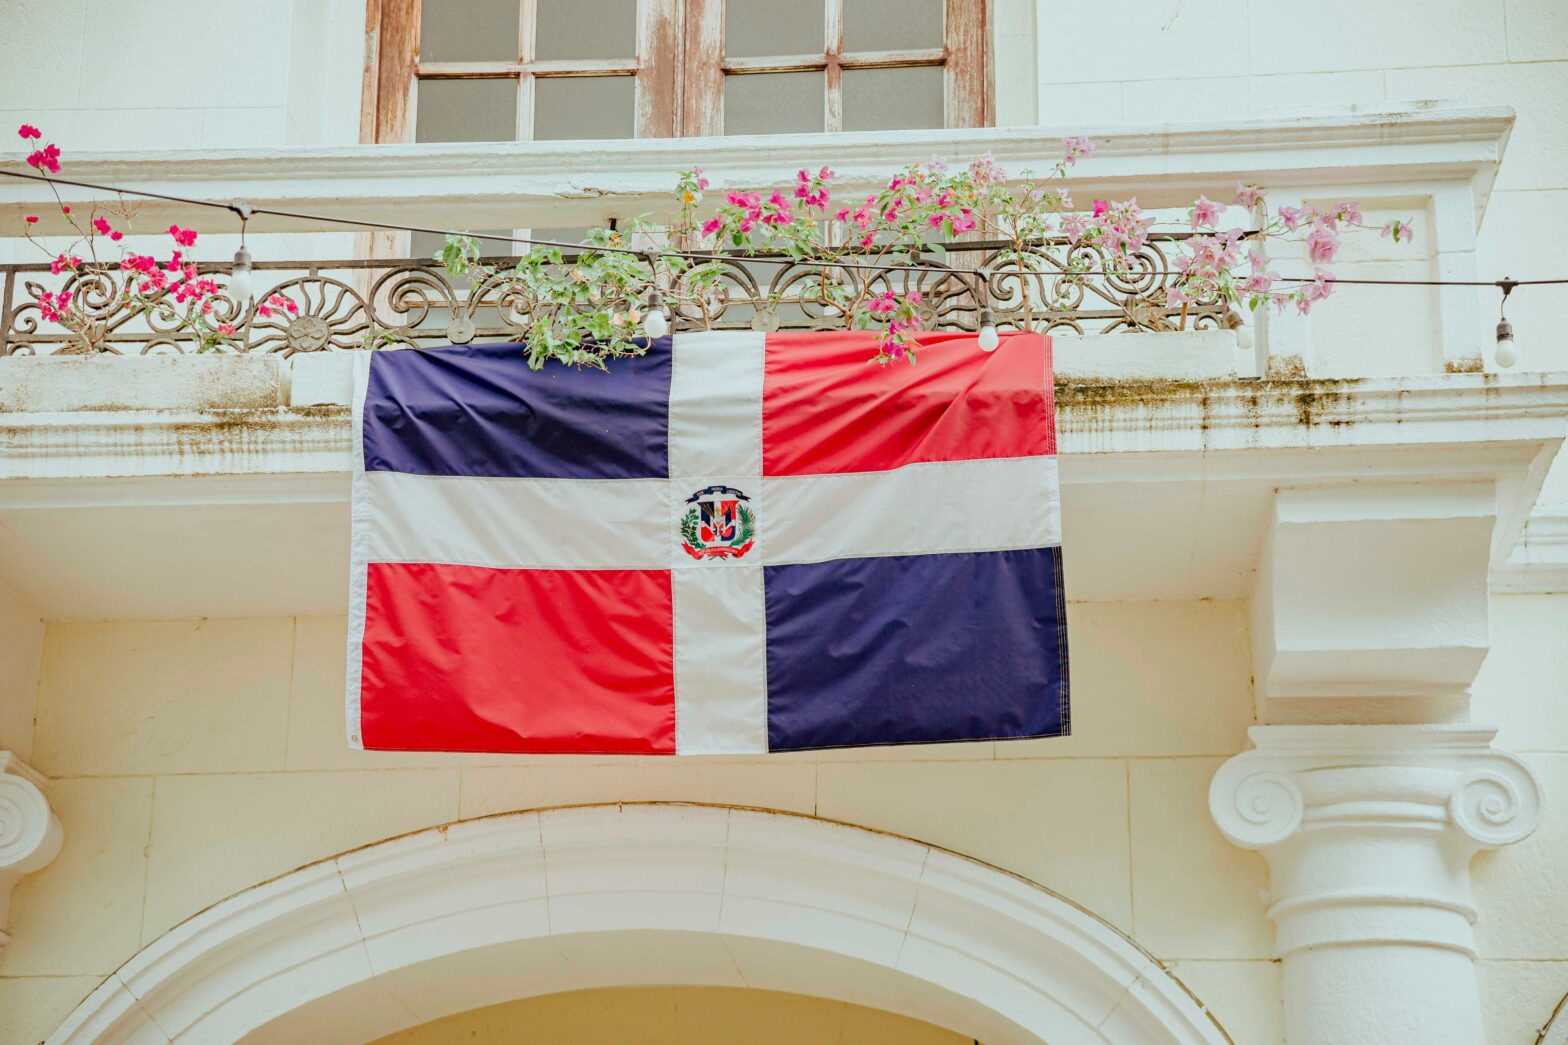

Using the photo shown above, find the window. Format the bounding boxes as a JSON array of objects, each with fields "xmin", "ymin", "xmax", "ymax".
[{"xmin": 361, "ymin": 0, "xmax": 993, "ymax": 145}]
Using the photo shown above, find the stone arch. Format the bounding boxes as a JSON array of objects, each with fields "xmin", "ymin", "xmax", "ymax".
[{"xmin": 51, "ymin": 804, "xmax": 1229, "ymax": 1044}]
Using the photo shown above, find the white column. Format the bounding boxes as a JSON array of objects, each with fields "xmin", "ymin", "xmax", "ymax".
[
  {"xmin": 1210, "ymin": 725, "xmax": 1542, "ymax": 1045},
  {"xmin": 0, "ymin": 751, "xmax": 61, "ymax": 949}
]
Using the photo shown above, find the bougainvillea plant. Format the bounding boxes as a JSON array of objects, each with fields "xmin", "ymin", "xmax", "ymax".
[
  {"xmin": 442, "ymin": 137, "xmax": 1413, "ymax": 367},
  {"xmin": 11, "ymin": 124, "xmax": 294, "ymax": 352},
  {"xmin": 13, "ymin": 122, "xmax": 1411, "ymax": 365}
]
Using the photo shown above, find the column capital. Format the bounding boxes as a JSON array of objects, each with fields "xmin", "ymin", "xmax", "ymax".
[
  {"xmin": 0, "ymin": 751, "xmax": 62, "ymax": 949},
  {"xmin": 1209, "ymin": 724, "xmax": 1542, "ymax": 1042},
  {"xmin": 1210, "ymin": 724, "xmax": 1542, "ymax": 852}
]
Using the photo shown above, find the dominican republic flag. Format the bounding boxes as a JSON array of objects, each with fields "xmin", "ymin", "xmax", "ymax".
[{"xmin": 346, "ymin": 330, "xmax": 1068, "ymax": 754}]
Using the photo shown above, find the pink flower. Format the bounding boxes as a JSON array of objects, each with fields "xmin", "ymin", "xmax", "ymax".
[
  {"xmin": 949, "ymin": 209, "xmax": 977, "ymax": 234},
  {"xmin": 1296, "ymin": 269, "xmax": 1335, "ymax": 315},
  {"xmin": 1334, "ymin": 201, "xmax": 1362, "ymax": 225},
  {"xmin": 24, "ymin": 215, "xmax": 37, "ymax": 224},
  {"xmin": 832, "ymin": 208, "xmax": 850, "ymax": 222},
  {"xmin": 1278, "ymin": 206, "xmax": 1303, "ymax": 232},
  {"xmin": 17, "ymin": 124, "xmax": 41, "ymax": 140},
  {"xmin": 967, "ymin": 152, "xmax": 1005, "ymax": 187},
  {"xmin": 1306, "ymin": 223, "xmax": 1340, "ymax": 265},
  {"xmin": 1059, "ymin": 213, "xmax": 1087, "ymax": 241},
  {"xmin": 92, "ymin": 217, "xmax": 112, "ymax": 235},
  {"xmin": 217, "ymin": 323, "xmax": 237, "ymax": 337},
  {"xmin": 1233, "ymin": 182, "xmax": 1265, "ymax": 209},
  {"xmin": 49, "ymin": 253, "xmax": 82, "ymax": 275},
  {"xmin": 110, "ymin": 231, "xmax": 122, "ymax": 241},
  {"xmin": 1061, "ymin": 136, "xmax": 1094, "ymax": 163},
  {"xmin": 1092, "ymin": 199, "xmax": 1109, "ymax": 218},
  {"xmin": 1189, "ymin": 195, "xmax": 1223, "ymax": 230},
  {"xmin": 701, "ymin": 218, "xmax": 722, "ymax": 237},
  {"xmin": 168, "ymin": 225, "xmax": 198, "ymax": 247},
  {"xmin": 1380, "ymin": 219, "xmax": 1414, "ymax": 244}
]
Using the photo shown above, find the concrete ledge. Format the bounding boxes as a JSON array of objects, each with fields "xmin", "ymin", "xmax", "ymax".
[
  {"xmin": 0, "ymin": 335, "xmax": 1239, "ymax": 416},
  {"xmin": 1052, "ymin": 330, "xmax": 1238, "ymax": 382},
  {"xmin": 287, "ymin": 332, "xmax": 1240, "ymax": 410},
  {"xmin": 0, "ymin": 355, "xmax": 285, "ymax": 412}
]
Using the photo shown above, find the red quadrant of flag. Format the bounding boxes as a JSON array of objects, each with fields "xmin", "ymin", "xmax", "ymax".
[
  {"xmin": 761, "ymin": 330, "xmax": 1055, "ymax": 476},
  {"xmin": 359, "ymin": 561, "xmax": 676, "ymax": 753}
]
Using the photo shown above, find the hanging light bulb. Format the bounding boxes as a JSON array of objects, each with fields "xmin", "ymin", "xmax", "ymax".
[
  {"xmin": 977, "ymin": 307, "xmax": 1000, "ymax": 352},
  {"xmin": 1224, "ymin": 309, "xmax": 1253, "ymax": 351},
  {"xmin": 1494, "ymin": 278, "xmax": 1518, "ymax": 369},
  {"xmin": 228, "ymin": 246, "xmax": 253, "ymax": 304},
  {"xmin": 1495, "ymin": 318, "xmax": 1517, "ymax": 368},
  {"xmin": 642, "ymin": 287, "xmax": 669, "ymax": 339},
  {"xmin": 228, "ymin": 203, "xmax": 255, "ymax": 304}
]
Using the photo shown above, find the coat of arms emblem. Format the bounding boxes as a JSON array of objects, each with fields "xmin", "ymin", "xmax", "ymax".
[{"xmin": 680, "ymin": 485, "xmax": 756, "ymax": 560}]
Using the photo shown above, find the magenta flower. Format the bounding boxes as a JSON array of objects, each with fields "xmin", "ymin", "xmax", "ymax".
[
  {"xmin": 1092, "ymin": 199, "xmax": 1109, "ymax": 218},
  {"xmin": 24, "ymin": 215, "xmax": 37, "ymax": 224},
  {"xmin": 168, "ymin": 225, "xmax": 198, "ymax": 247},
  {"xmin": 701, "ymin": 218, "xmax": 722, "ymax": 237},
  {"xmin": 92, "ymin": 217, "xmax": 112, "ymax": 235},
  {"xmin": 18, "ymin": 123, "xmax": 41, "ymax": 140},
  {"xmin": 26, "ymin": 143, "xmax": 61, "ymax": 173}
]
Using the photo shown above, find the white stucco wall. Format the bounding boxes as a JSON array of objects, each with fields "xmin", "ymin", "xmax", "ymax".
[
  {"xmin": 0, "ymin": 600, "xmax": 1286, "ymax": 1043},
  {"xmin": 0, "ymin": 3, "xmax": 1565, "ymax": 1041},
  {"xmin": 0, "ymin": 0, "xmax": 364, "ymax": 151},
  {"xmin": 0, "ymin": 594, "xmax": 1565, "ymax": 1042},
  {"xmin": 1025, "ymin": 0, "xmax": 1568, "ymax": 376}
]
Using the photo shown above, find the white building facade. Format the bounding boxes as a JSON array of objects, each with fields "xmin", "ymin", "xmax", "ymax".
[{"xmin": 0, "ymin": 2, "xmax": 1566, "ymax": 1042}]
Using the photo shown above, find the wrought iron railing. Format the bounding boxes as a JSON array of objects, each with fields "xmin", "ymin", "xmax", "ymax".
[{"xmin": 0, "ymin": 234, "xmax": 1233, "ymax": 356}]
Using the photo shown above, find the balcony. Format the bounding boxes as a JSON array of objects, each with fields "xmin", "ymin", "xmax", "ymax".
[
  {"xmin": 0, "ymin": 105, "xmax": 1563, "ymax": 625},
  {"xmin": 0, "ymin": 104, "xmax": 1520, "ymax": 374}
]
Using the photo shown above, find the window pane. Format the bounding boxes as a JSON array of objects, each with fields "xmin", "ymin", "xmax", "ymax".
[
  {"xmin": 535, "ymin": 0, "xmax": 636, "ymax": 60},
  {"xmin": 725, "ymin": 0, "xmax": 824, "ymax": 57},
  {"xmin": 419, "ymin": 0, "xmax": 519, "ymax": 63},
  {"xmin": 842, "ymin": 0, "xmax": 943, "ymax": 52},
  {"xmin": 415, "ymin": 78, "xmax": 519, "ymax": 142},
  {"xmin": 533, "ymin": 76, "xmax": 635, "ymax": 139},
  {"xmin": 842, "ymin": 66, "xmax": 942, "ymax": 131},
  {"xmin": 724, "ymin": 72, "xmax": 824, "ymax": 134}
]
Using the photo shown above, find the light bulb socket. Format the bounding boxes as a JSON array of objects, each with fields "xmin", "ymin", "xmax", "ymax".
[
  {"xmin": 1496, "ymin": 318, "xmax": 1514, "ymax": 344},
  {"xmin": 978, "ymin": 307, "xmax": 995, "ymax": 328},
  {"xmin": 233, "ymin": 246, "xmax": 252, "ymax": 272}
]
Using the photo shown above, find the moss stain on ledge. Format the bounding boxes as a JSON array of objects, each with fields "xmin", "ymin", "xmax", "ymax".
[{"xmin": 1057, "ymin": 376, "xmax": 1364, "ymax": 430}]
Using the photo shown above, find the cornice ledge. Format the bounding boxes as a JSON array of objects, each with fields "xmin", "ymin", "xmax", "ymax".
[
  {"xmin": 3, "ymin": 106, "xmax": 1512, "ymax": 178},
  {"xmin": 1209, "ymin": 724, "xmax": 1543, "ymax": 852}
]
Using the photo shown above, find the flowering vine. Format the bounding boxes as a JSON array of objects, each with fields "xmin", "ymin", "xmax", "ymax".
[
  {"xmin": 443, "ymin": 137, "xmax": 1413, "ymax": 368},
  {"xmin": 10, "ymin": 125, "xmax": 266, "ymax": 352},
  {"xmin": 11, "ymin": 120, "xmax": 1413, "ymax": 366}
]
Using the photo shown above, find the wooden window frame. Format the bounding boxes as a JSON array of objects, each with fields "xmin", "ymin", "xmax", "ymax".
[{"xmin": 361, "ymin": 0, "xmax": 992, "ymax": 144}]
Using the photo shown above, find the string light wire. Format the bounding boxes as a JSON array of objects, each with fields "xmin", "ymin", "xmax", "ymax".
[{"xmin": 4, "ymin": 167, "xmax": 1568, "ymax": 291}]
